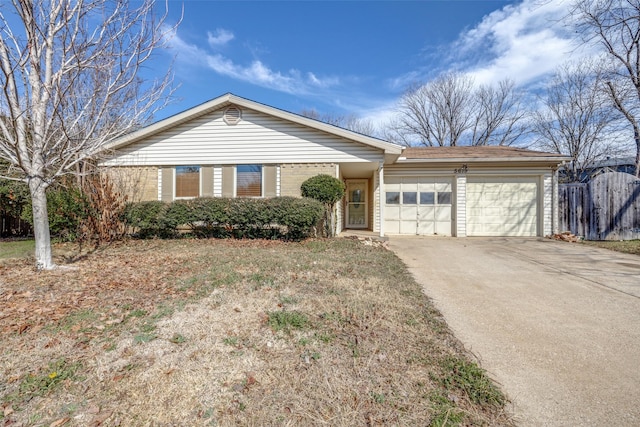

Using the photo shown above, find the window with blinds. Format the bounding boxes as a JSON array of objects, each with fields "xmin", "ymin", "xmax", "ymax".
[
  {"xmin": 176, "ymin": 166, "xmax": 200, "ymax": 198},
  {"xmin": 237, "ymin": 165, "xmax": 262, "ymax": 197}
]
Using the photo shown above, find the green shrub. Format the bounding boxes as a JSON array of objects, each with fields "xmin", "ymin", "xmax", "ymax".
[
  {"xmin": 273, "ymin": 197, "xmax": 324, "ymax": 239},
  {"xmin": 21, "ymin": 184, "xmax": 89, "ymax": 241},
  {"xmin": 300, "ymin": 174, "xmax": 345, "ymax": 205},
  {"xmin": 123, "ymin": 197, "xmax": 323, "ymax": 241},
  {"xmin": 123, "ymin": 200, "xmax": 173, "ymax": 238},
  {"xmin": 0, "ymin": 179, "xmax": 30, "ymax": 236},
  {"xmin": 300, "ymin": 174, "xmax": 345, "ymax": 237},
  {"xmin": 0, "ymin": 179, "xmax": 29, "ymax": 219}
]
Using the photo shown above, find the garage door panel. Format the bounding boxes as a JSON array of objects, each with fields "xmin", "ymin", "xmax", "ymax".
[
  {"xmin": 435, "ymin": 182, "xmax": 452, "ymax": 192},
  {"xmin": 417, "ymin": 221, "xmax": 435, "ymax": 235},
  {"xmin": 435, "ymin": 206, "xmax": 451, "ymax": 221},
  {"xmin": 482, "ymin": 207, "xmax": 502, "ymax": 217},
  {"xmin": 418, "ymin": 182, "xmax": 435, "ymax": 192},
  {"xmin": 401, "ymin": 206, "xmax": 417, "ymax": 217},
  {"xmin": 386, "ymin": 206, "xmax": 401, "ymax": 220},
  {"xmin": 435, "ymin": 221, "xmax": 451, "ymax": 235},
  {"xmin": 400, "ymin": 220, "xmax": 417, "ymax": 234},
  {"xmin": 384, "ymin": 220, "xmax": 400, "ymax": 234},
  {"xmin": 467, "ymin": 178, "xmax": 538, "ymax": 237},
  {"xmin": 418, "ymin": 206, "xmax": 435, "ymax": 220}
]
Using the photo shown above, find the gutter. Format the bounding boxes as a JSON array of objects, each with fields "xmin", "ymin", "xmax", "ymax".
[{"xmin": 396, "ymin": 156, "xmax": 571, "ymax": 163}]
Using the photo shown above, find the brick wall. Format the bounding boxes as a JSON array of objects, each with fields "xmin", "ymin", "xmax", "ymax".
[
  {"xmin": 103, "ymin": 166, "xmax": 158, "ymax": 202},
  {"xmin": 280, "ymin": 163, "xmax": 337, "ymax": 197}
]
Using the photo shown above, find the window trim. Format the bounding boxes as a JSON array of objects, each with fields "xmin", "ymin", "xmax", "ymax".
[{"xmin": 174, "ymin": 165, "xmax": 202, "ymax": 200}]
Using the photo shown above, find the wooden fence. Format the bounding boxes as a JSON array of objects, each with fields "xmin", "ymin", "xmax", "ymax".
[{"xmin": 559, "ymin": 172, "xmax": 640, "ymax": 240}]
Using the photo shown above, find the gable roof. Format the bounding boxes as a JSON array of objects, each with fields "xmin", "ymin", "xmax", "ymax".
[
  {"xmin": 399, "ymin": 146, "xmax": 569, "ymax": 163},
  {"xmin": 103, "ymin": 93, "xmax": 403, "ymax": 155}
]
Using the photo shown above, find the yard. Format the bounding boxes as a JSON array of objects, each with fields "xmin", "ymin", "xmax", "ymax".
[
  {"xmin": 0, "ymin": 238, "xmax": 512, "ymax": 426},
  {"xmin": 582, "ymin": 239, "xmax": 640, "ymax": 255}
]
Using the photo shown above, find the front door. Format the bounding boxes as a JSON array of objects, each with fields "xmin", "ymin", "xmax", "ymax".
[{"xmin": 346, "ymin": 179, "xmax": 368, "ymax": 229}]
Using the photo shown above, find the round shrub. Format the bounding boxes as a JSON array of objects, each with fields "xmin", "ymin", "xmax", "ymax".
[
  {"xmin": 300, "ymin": 174, "xmax": 345, "ymax": 237},
  {"xmin": 300, "ymin": 174, "xmax": 345, "ymax": 206}
]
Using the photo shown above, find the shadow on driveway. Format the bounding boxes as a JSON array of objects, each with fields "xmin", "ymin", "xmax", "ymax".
[{"xmin": 389, "ymin": 236, "xmax": 640, "ymax": 426}]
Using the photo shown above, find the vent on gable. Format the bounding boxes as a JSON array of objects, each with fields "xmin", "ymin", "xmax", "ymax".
[{"xmin": 223, "ymin": 105, "xmax": 242, "ymax": 125}]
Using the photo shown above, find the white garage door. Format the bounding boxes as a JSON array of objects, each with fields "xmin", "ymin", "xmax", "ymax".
[
  {"xmin": 466, "ymin": 177, "xmax": 538, "ymax": 237},
  {"xmin": 384, "ymin": 176, "xmax": 452, "ymax": 235}
]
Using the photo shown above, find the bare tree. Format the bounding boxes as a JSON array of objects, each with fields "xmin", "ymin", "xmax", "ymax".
[
  {"xmin": 471, "ymin": 79, "xmax": 528, "ymax": 146},
  {"xmin": 534, "ymin": 61, "xmax": 622, "ymax": 182},
  {"xmin": 393, "ymin": 72, "xmax": 475, "ymax": 146},
  {"xmin": 391, "ymin": 73, "xmax": 527, "ymax": 146},
  {"xmin": 0, "ymin": 0, "xmax": 175, "ymax": 269},
  {"xmin": 300, "ymin": 109, "xmax": 377, "ymax": 136},
  {"xmin": 574, "ymin": 0, "xmax": 640, "ymax": 176}
]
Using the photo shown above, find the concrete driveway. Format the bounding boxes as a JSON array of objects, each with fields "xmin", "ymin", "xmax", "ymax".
[{"xmin": 389, "ymin": 237, "xmax": 640, "ymax": 426}]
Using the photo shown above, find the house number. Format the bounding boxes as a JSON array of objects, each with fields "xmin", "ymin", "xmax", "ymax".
[{"xmin": 454, "ymin": 164, "xmax": 468, "ymax": 174}]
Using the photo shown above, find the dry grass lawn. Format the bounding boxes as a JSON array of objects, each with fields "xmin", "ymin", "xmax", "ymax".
[
  {"xmin": 582, "ymin": 239, "xmax": 640, "ymax": 256},
  {"xmin": 0, "ymin": 238, "xmax": 513, "ymax": 426}
]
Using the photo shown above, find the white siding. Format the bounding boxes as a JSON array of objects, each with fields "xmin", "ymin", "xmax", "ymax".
[
  {"xmin": 213, "ymin": 166, "xmax": 222, "ymax": 197},
  {"xmin": 336, "ymin": 165, "xmax": 343, "ymax": 235},
  {"xmin": 276, "ymin": 165, "xmax": 281, "ymax": 197},
  {"xmin": 456, "ymin": 175, "xmax": 467, "ymax": 237},
  {"xmin": 552, "ymin": 169, "xmax": 559, "ymax": 234},
  {"xmin": 543, "ymin": 173, "xmax": 553, "ymax": 236},
  {"xmin": 373, "ymin": 167, "xmax": 381, "ymax": 233},
  {"xmin": 102, "ymin": 108, "xmax": 384, "ymax": 166}
]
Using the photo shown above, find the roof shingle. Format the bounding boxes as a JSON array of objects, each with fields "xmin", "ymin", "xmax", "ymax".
[{"xmin": 402, "ymin": 146, "xmax": 566, "ymax": 160}]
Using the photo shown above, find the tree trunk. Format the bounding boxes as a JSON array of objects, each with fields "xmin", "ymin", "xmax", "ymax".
[{"xmin": 28, "ymin": 176, "xmax": 55, "ymax": 270}]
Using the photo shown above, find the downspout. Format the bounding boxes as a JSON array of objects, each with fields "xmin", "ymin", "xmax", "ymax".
[{"xmin": 379, "ymin": 162, "xmax": 385, "ymax": 238}]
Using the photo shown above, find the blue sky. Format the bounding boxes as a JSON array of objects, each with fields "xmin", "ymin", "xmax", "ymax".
[{"xmin": 154, "ymin": 0, "xmax": 584, "ymax": 124}]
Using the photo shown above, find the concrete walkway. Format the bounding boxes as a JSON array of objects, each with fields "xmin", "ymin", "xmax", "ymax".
[{"xmin": 389, "ymin": 237, "xmax": 640, "ymax": 426}]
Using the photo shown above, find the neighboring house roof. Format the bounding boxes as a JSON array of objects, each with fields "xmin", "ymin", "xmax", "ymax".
[
  {"xmin": 103, "ymin": 92, "xmax": 403, "ymax": 156},
  {"xmin": 400, "ymin": 146, "xmax": 569, "ymax": 163},
  {"xmin": 559, "ymin": 156, "xmax": 637, "ymax": 182},
  {"xmin": 585, "ymin": 156, "xmax": 636, "ymax": 169}
]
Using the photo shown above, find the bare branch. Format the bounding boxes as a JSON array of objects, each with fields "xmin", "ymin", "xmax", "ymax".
[
  {"xmin": 0, "ymin": 0, "xmax": 176, "ymax": 269},
  {"xmin": 573, "ymin": 0, "xmax": 640, "ymax": 176},
  {"xmin": 533, "ymin": 60, "xmax": 625, "ymax": 182}
]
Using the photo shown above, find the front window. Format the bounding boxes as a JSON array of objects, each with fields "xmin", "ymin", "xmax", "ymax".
[
  {"xmin": 176, "ymin": 166, "xmax": 200, "ymax": 198},
  {"xmin": 237, "ymin": 164, "xmax": 262, "ymax": 197}
]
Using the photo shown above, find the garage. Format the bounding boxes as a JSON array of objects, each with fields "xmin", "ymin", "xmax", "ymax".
[
  {"xmin": 384, "ymin": 176, "xmax": 453, "ymax": 235},
  {"xmin": 466, "ymin": 176, "xmax": 538, "ymax": 237}
]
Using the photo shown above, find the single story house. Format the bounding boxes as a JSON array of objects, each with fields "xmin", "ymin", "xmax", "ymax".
[{"xmin": 100, "ymin": 93, "xmax": 568, "ymax": 238}]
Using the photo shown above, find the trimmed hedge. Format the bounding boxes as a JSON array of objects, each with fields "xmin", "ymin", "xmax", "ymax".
[{"xmin": 123, "ymin": 197, "xmax": 324, "ymax": 240}]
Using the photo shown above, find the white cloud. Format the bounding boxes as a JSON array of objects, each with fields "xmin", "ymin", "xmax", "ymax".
[
  {"xmin": 454, "ymin": 0, "xmax": 594, "ymax": 87},
  {"xmin": 207, "ymin": 28, "xmax": 234, "ymax": 48},
  {"xmin": 359, "ymin": 0, "xmax": 601, "ymax": 138},
  {"xmin": 166, "ymin": 29, "xmax": 339, "ymax": 95}
]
